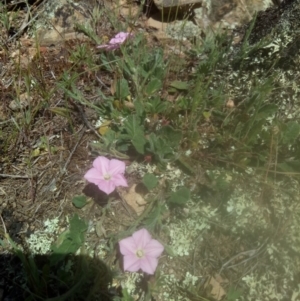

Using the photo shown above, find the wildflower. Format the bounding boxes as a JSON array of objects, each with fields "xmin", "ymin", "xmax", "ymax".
[
  {"xmin": 119, "ymin": 228, "xmax": 164, "ymax": 275},
  {"xmin": 84, "ymin": 156, "xmax": 128, "ymax": 194},
  {"xmin": 97, "ymin": 32, "xmax": 133, "ymax": 51}
]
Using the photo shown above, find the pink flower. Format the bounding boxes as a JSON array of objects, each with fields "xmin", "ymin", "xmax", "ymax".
[
  {"xmin": 84, "ymin": 156, "xmax": 128, "ymax": 194},
  {"xmin": 119, "ymin": 228, "xmax": 164, "ymax": 275},
  {"xmin": 97, "ymin": 32, "xmax": 133, "ymax": 51}
]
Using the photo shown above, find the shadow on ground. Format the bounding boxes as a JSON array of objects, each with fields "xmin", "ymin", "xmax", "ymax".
[{"xmin": 0, "ymin": 252, "xmax": 115, "ymax": 301}]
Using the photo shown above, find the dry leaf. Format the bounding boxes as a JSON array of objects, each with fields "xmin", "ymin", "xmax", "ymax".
[
  {"xmin": 123, "ymin": 101, "xmax": 135, "ymax": 109},
  {"xmin": 226, "ymin": 99, "xmax": 235, "ymax": 108},
  {"xmin": 214, "ymin": 273, "xmax": 228, "ymax": 285},
  {"xmin": 119, "ymin": 184, "xmax": 147, "ymax": 215},
  {"xmin": 111, "ymin": 74, "xmax": 117, "ymax": 96},
  {"xmin": 98, "ymin": 120, "xmax": 111, "ymax": 136},
  {"xmin": 204, "ymin": 276, "xmax": 226, "ymax": 301}
]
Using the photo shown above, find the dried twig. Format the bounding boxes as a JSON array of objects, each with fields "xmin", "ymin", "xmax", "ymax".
[
  {"xmin": 0, "ymin": 214, "xmax": 8, "ymax": 238},
  {"xmin": 219, "ymin": 239, "xmax": 268, "ymax": 274},
  {"xmin": 0, "ymin": 173, "xmax": 32, "ymax": 179}
]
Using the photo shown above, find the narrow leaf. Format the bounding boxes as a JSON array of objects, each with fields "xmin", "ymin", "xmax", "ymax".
[
  {"xmin": 124, "ymin": 115, "xmax": 146, "ymax": 154},
  {"xmin": 170, "ymin": 80, "xmax": 189, "ymax": 91}
]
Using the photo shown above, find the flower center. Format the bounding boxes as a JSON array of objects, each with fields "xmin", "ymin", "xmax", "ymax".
[
  {"xmin": 136, "ymin": 249, "xmax": 144, "ymax": 258},
  {"xmin": 103, "ymin": 173, "xmax": 111, "ymax": 180}
]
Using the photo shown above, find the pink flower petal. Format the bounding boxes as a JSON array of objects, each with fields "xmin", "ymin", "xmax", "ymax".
[
  {"xmin": 96, "ymin": 32, "xmax": 132, "ymax": 51},
  {"xmin": 132, "ymin": 229, "xmax": 152, "ymax": 249},
  {"xmin": 109, "ymin": 159, "xmax": 126, "ymax": 176},
  {"xmin": 110, "ymin": 38, "xmax": 123, "ymax": 44},
  {"xmin": 93, "ymin": 156, "xmax": 109, "ymax": 176},
  {"xmin": 84, "ymin": 168, "xmax": 102, "ymax": 183},
  {"xmin": 111, "ymin": 174, "xmax": 128, "ymax": 188},
  {"xmin": 119, "ymin": 237, "xmax": 137, "ymax": 256},
  {"xmin": 106, "ymin": 44, "xmax": 120, "ymax": 50},
  {"xmin": 144, "ymin": 240, "xmax": 164, "ymax": 257},
  {"xmin": 84, "ymin": 156, "xmax": 128, "ymax": 194},
  {"xmin": 123, "ymin": 254, "xmax": 141, "ymax": 272},
  {"xmin": 140, "ymin": 256, "xmax": 158, "ymax": 275},
  {"xmin": 97, "ymin": 180, "xmax": 115, "ymax": 195},
  {"xmin": 118, "ymin": 228, "xmax": 164, "ymax": 274},
  {"xmin": 114, "ymin": 32, "xmax": 129, "ymax": 41}
]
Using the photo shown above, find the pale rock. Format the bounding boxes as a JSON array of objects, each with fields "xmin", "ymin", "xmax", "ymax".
[
  {"xmin": 9, "ymin": 93, "xmax": 31, "ymax": 111},
  {"xmin": 33, "ymin": 0, "xmax": 92, "ymax": 46},
  {"xmin": 153, "ymin": 0, "xmax": 202, "ymax": 12}
]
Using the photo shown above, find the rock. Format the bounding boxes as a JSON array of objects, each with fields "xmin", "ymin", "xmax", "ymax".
[
  {"xmin": 153, "ymin": 0, "xmax": 202, "ymax": 12},
  {"xmin": 151, "ymin": 0, "xmax": 274, "ymax": 42},
  {"xmin": 33, "ymin": 0, "xmax": 94, "ymax": 46},
  {"xmin": 194, "ymin": 0, "xmax": 273, "ymax": 31},
  {"xmin": 213, "ymin": 0, "xmax": 300, "ymax": 125},
  {"xmin": 233, "ymin": 0, "xmax": 300, "ymax": 71},
  {"xmin": 165, "ymin": 21, "xmax": 202, "ymax": 40}
]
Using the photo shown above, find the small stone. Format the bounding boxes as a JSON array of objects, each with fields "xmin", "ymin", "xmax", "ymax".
[
  {"xmin": 166, "ymin": 21, "xmax": 202, "ymax": 40},
  {"xmin": 9, "ymin": 93, "xmax": 31, "ymax": 111}
]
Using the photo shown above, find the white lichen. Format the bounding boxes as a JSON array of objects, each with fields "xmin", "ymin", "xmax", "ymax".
[
  {"xmin": 169, "ymin": 200, "xmax": 217, "ymax": 256},
  {"xmin": 26, "ymin": 217, "xmax": 60, "ymax": 254},
  {"xmin": 119, "ymin": 272, "xmax": 142, "ymax": 297}
]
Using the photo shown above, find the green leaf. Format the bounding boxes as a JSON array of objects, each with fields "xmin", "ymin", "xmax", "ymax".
[
  {"xmin": 124, "ymin": 115, "xmax": 146, "ymax": 154},
  {"xmin": 158, "ymin": 125, "xmax": 182, "ymax": 148},
  {"xmin": 169, "ymin": 80, "xmax": 189, "ymax": 91},
  {"xmin": 116, "ymin": 78, "xmax": 130, "ymax": 100},
  {"xmin": 69, "ymin": 214, "xmax": 88, "ymax": 234},
  {"xmin": 145, "ymin": 97, "xmax": 168, "ymax": 114},
  {"xmin": 243, "ymin": 119, "xmax": 266, "ymax": 143},
  {"xmin": 282, "ymin": 121, "xmax": 300, "ymax": 145},
  {"xmin": 255, "ymin": 103, "xmax": 278, "ymax": 120},
  {"xmin": 145, "ymin": 78, "xmax": 162, "ymax": 95},
  {"xmin": 226, "ymin": 287, "xmax": 243, "ymax": 301},
  {"xmin": 147, "ymin": 133, "xmax": 172, "ymax": 160},
  {"xmin": 72, "ymin": 195, "xmax": 87, "ymax": 209},
  {"xmin": 143, "ymin": 203, "xmax": 165, "ymax": 230},
  {"xmin": 133, "ymin": 100, "xmax": 144, "ymax": 117},
  {"xmin": 277, "ymin": 160, "xmax": 300, "ymax": 173},
  {"xmin": 168, "ymin": 187, "xmax": 190, "ymax": 206},
  {"xmin": 121, "ymin": 289, "xmax": 135, "ymax": 301},
  {"xmin": 175, "ymin": 156, "xmax": 195, "ymax": 175},
  {"xmin": 50, "ymin": 215, "xmax": 88, "ymax": 265},
  {"xmin": 142, "ymin": 173, "xmax": 158, "ymax": 190},
  {"xmin": 132, "ymin": 137, "xmax": 146, "ymax": 154}
]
